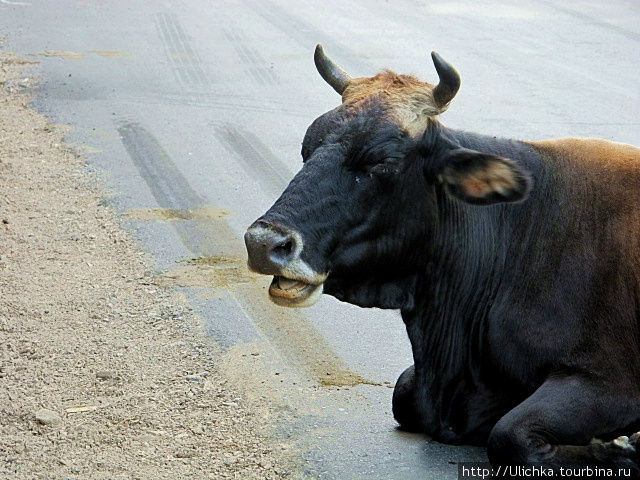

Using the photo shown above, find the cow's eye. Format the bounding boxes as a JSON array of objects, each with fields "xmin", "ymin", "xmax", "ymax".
[
  {"xmin": 301, "ymin": 144, "xmax": 312, "ymax": 162},
  {"xmin": 368, "ymin": 161, "xmax": 400, "ymax": 178}
]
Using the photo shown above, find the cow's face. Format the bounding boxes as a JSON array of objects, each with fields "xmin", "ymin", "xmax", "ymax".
[{"xmin": 245, "ymin": 46, "xmax": 530, "ymax": 308}]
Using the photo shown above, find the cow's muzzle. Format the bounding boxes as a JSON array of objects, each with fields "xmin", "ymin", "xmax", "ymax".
[{"xmin": 244, "ymin": 221, "xmax": 326, "ymax": 307}]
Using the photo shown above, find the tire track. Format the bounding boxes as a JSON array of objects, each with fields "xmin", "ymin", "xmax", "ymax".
[
  {"xmin": 249, "ymin": 0, "xmax": 374, "ymax": 75},
  {"xmin": 223, "ymin": 29, "xmax": 279, "ymax": 86},
  {"xmin": 537, "ymin": 0, "xmax": 640, "ymax": 42},
  {"xmin": 140, "ymin": 91, "xmax": 308, "ymax": 117},
  {"xmin": 154, "ymin": 12, "xmax": 210, "ymax": 87},
  {"xmin": 213, "ymin": 122, "xmax": 292, "ymax": 197},
  {"xmin": 116, "ymin": 120, "xmax": 374, "ymax": 387}
]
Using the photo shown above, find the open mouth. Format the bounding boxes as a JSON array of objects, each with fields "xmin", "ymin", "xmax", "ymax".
[{"xmin": 268, "ymin": 276, "xmax": 323, "ymax": 307}]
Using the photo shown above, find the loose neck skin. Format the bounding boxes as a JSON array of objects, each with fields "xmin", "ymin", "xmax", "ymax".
[{"xmin": 402, "ymin": 125, "xmax": 553, "ymax": 401}]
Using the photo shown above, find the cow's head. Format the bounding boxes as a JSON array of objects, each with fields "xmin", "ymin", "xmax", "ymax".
[{"xmin": 245, "ymin": 45, "xmax": 530, "ymax": 308}]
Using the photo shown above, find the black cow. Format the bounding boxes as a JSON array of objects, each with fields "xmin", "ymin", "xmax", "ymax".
[{"xmin": 245, "ymin": 45, "xmax": 640, "ymax": 477}]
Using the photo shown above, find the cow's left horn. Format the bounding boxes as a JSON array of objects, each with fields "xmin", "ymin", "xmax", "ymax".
[
  {"xmin": 431, "ymin": 51, "xmax": 461, "ymax": 110},
  {"xmin": 314, "ymin": 44, "xmax": 351, "ymax": 95}
]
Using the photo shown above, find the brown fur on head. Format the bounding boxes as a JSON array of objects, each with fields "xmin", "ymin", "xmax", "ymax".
[
  {"xmin": 341, "ymin": 71, "xmax": 440, "ymax": 137},
  {"xmin": 314, "ymin": 45, "xmax": 461, "ymax": 137}
]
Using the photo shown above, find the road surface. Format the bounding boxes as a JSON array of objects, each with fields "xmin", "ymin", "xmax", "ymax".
[{"xmin": 2, "ymin": 1, "xmax": 638, "ymax": 478}]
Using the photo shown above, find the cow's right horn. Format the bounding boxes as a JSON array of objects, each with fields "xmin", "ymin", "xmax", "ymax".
[
  {"xmin": 431, "ymin": 51, "xmax": 461, "ymax": 111},
  {"xmin": 314, "ymin": 44, "xmax": 351, "ymax": 95}
]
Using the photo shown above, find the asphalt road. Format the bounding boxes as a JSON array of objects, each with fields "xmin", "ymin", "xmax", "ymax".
[{"xmin": 2, "ymin": 1, "xmax": 639, "ymax": 478}]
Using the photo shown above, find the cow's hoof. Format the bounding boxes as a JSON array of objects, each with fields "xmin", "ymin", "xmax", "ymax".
[
  {"xmin": 392, "ymin": 365, "xmax": 421, "ymax": 432},
  {"xmin": 598, "ymin": 435, "xmax": 640, "ymax": 477},
  {"xmin": 612, "ymin": 435, "xmax": 635, "ymax": 451}
]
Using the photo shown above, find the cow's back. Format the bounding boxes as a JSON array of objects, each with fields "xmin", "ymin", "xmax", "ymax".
[
  {"xmin": 528, "ymin": 137, "xmax": 640, "ymax": 198},
  {"xmin": 525, "ymin": 137, "xmax": 640, "ymax": 336}
]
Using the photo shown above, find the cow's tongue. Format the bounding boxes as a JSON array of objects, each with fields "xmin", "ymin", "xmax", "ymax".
[{"xmin": 277, "ymin": 276, "xmax": 306, "ymax": 290}]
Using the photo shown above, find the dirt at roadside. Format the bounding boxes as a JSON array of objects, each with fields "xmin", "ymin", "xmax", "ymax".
[{"xmin": 0, "ymin": 50, "xmax": 295, "ymax": 479}]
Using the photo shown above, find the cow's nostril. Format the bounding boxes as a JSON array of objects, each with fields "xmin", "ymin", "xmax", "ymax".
[
  {"xmin": 245, "ymin": 223, "xmax": 299, "ymax": 274},
  {"xmin": 269, "ymin": 238, "xmax": 296, "ymax": 265},
  {"xmin": 272, "ymin": 240, "xmax": 293, "ymax": 256}
]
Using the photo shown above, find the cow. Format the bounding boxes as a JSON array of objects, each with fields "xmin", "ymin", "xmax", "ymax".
[{"xmin": 244, "ymin": 45, "xmax": 640, "ymax": 476}]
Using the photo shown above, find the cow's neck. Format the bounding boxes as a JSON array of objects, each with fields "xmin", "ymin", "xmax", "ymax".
[{"xmin": 402, "ymin": 126, "xmax": 547, "ymax": 426}]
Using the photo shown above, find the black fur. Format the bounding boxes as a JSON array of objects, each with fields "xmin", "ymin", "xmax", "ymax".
[{"xmin": 250, "ymin": 101, "xmax": 640, "ymax": 477}]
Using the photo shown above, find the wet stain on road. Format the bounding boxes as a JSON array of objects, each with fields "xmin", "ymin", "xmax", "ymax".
[
  {"xmin": 158, "ymin": 258, "xmax": 255, "ymax": 289},
  {"xmin": 117, "ymin": 120, "xmax": 378, "ymax": 388},
  {"xmin": 116, "ymin": 120, "xmax": 242, "ymax": 257},
  {"xmin": 30, "ymin": 50, "xmax": 85, "ymax": 60},
  {"xmin": 123, "ymin": 206, "xmax": 229, "ymax": 221},
  {"xmin": 30, "ymin": 50, "xmax": 126, "ymax": 60},
  {"xmin": 234, "ymin": 282, "xmax": 380, "ymax": 388},
  {"xmin": 89, "ymin": 50, "xmax": 126, "ymax": 58},
  {"xmin": 318, "ymin": 369, "xmax": 381, "ymax": 387},
  {"xmin": 182, "ymin": 254, "xmax": 241, "ymax": 267}
]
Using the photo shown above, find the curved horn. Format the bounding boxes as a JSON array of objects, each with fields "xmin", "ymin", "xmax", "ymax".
[
  {"xmin": 431, "ymin": 51, "xmax": 461, "ymax": 110},
  {"xmin": 314, "ymin": 44, "xmax": 352, "ymax": 95}
]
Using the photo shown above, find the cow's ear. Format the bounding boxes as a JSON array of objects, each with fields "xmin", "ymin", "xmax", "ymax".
[{"xmin": 438, "ymin": 148, "xmax": 531, "ymax": 205}]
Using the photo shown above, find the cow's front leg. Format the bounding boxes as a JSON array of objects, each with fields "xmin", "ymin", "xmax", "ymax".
[
  {"xmin": 487, "ymin": 375, "xmax": 640, "ymax": 478},
  {"xmin": 392, "ymin": 365, "xmax": 423, "ymax": 432}
]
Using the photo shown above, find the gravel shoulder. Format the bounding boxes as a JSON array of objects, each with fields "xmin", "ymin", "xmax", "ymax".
[{"xmin": 0, "ymin": 49, "xmax": 295, "ymax": 479}]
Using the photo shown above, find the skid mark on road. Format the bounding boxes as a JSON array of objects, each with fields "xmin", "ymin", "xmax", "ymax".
[
  {"xmin": 116, "ymin": 121, "xmax": 239, "ymax": 255},
  {"xmin": 116, "ymin": 121, "xmax": 374, "ymax": 387},
  {"xmin": 154, "ymin": 12, "xmax": 209, "ymax": 86},
  {"xmin": 222, "ymin": 29, "xmax": 279, "ymax": 86},
  {"xmin": 250, "ymin": 0, "xmax": 373, "ymax": 75},
  {"xmin": 214, "ymin": 123, "xmax": 291, "ymax": 197},
  {"xmin": 234, "ymin": 283, "xmax": 380, "ymax": 388},
  {"xmin": 537, "ymin": 0, "xmax": 640, "ymax": 43},
  {"xmin": 143, "ymin": 91, "xmax": 307, "ymax": 117}
]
